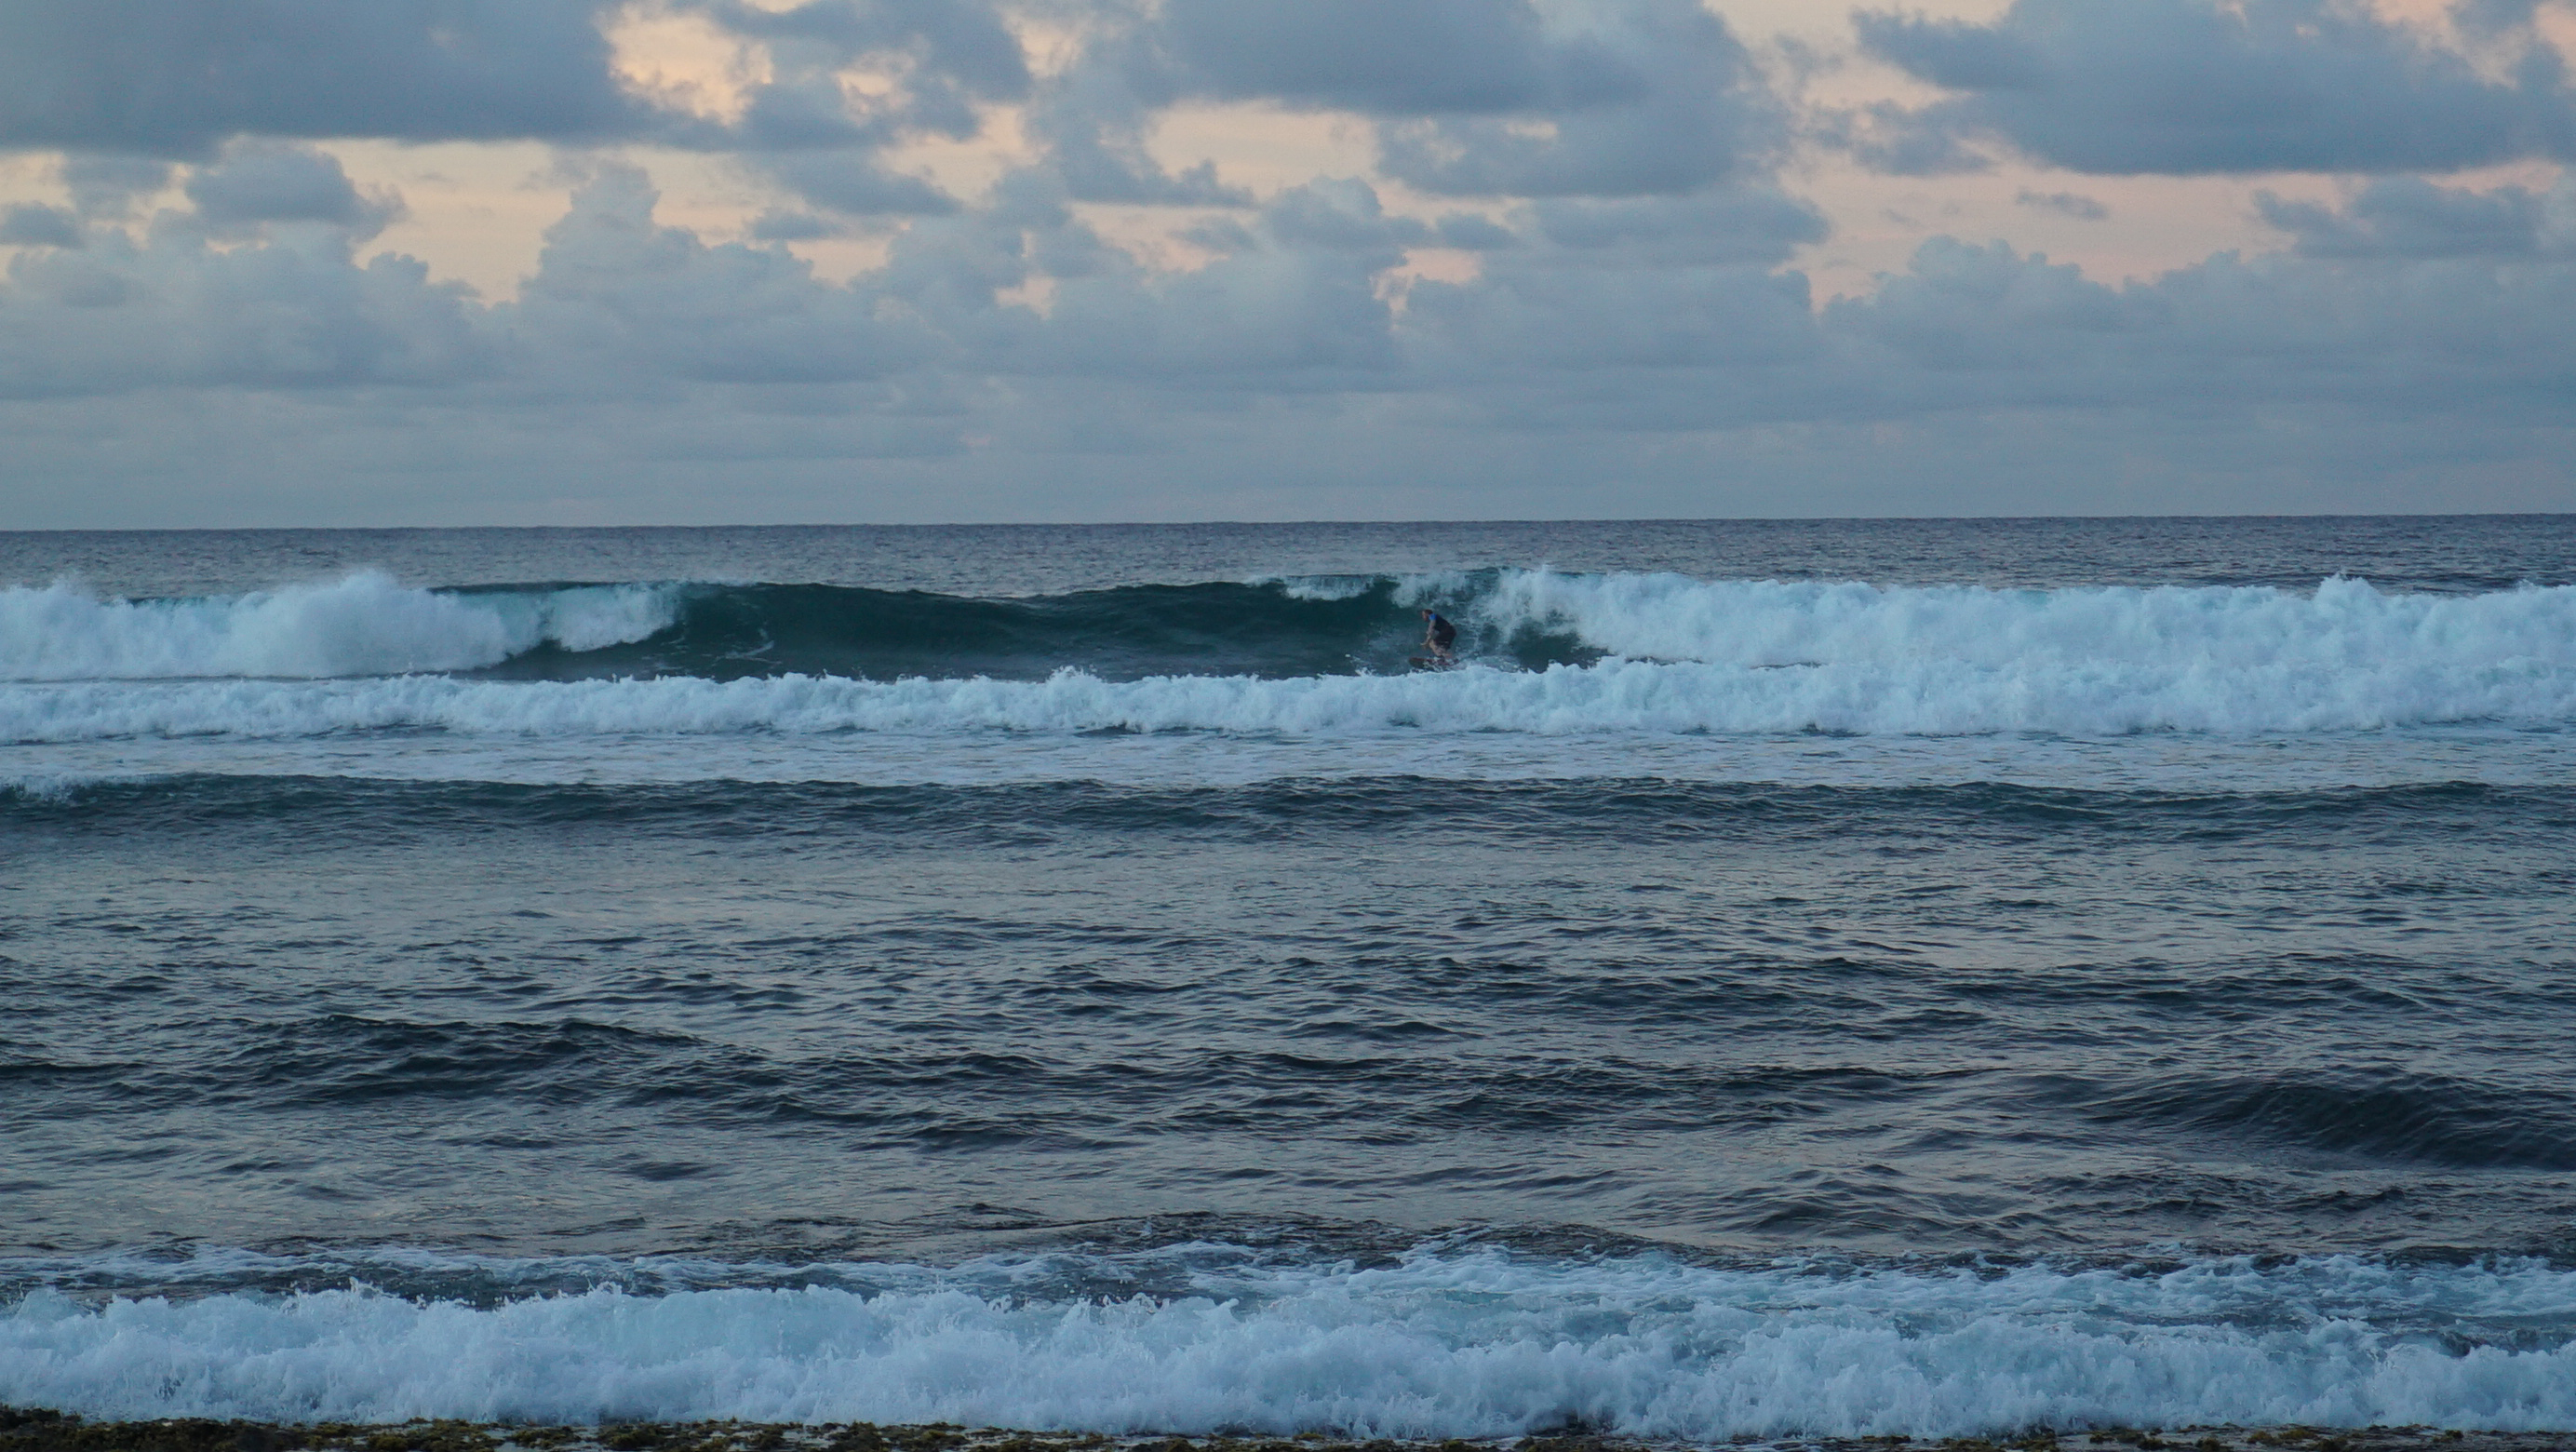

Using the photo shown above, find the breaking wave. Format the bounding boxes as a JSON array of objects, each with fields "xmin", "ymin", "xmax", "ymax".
[
  {"xmin": 0, "ymin": 572, "xmax": 678, "ymax": 681},
  {"xmin": 5, "ymin": 571, "xmax": 2570, "ymax": 739},
  {"xmin": 1478, "ymin": 571, "xmax": 2576, "ymax": 669},
  {"xmin": 8, "ymin": 571, "xmax": 2574, "ymax": 691},
  {"xmin": 0, "ymin": 574, "xmax": 1499, "ymax": 684},
  {"xmin": 5, "ymin": 651, "xmax": 2572, "ymax": 742},
  {"xmin": 4, "ymin": 1247, "xmax": 2574, "ymax": 1434}
]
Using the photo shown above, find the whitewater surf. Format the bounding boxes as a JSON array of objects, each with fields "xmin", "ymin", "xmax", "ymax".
[{"xmin": 5, "ymin": 518, "xmax": 2573, "ymax": 1442}]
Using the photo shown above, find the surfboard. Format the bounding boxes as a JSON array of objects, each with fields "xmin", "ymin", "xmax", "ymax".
[{"xmin": 1408, "ymin": 655, "xmax": 1456, "ymax": 671}]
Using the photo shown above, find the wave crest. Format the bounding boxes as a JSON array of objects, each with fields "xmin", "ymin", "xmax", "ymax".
[
  {"xmin": 6, "ymin": 572, "xmax": 2573, "ymax": 741},
  {"xmin": 0, "ymin": 572, "xmax": 678, "ymax": 681},
  {"xmin": 1478, "ymin": 571, "xmax": 2576, "ymax": 668}
]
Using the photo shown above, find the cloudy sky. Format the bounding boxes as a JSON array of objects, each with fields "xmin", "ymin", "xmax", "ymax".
[{"xmin": 3, "ymin": 0, "xmax": 2573, "ymax": 525}]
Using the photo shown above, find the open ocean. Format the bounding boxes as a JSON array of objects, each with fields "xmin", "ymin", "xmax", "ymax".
[{"xmin": 4, "ymin": 517, "xmax": 2575, "ymax": 1439}]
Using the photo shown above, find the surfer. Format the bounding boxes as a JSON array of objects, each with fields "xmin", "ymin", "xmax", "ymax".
[{"xmin": 1419, "ymin": 608, "xmax": 1458, "ymax": 665}]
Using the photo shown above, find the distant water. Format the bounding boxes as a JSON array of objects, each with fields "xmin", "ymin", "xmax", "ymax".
[{"xmin": 4, "ymin": 518, "xmax": 2574, "ymax": 1437}]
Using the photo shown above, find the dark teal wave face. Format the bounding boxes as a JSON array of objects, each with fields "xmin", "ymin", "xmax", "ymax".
[{"xmin": 458, "ymin": 578, "xmax": 1596, "ymax": 682}]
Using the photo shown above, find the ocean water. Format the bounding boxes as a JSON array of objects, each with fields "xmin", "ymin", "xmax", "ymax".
[{"xmin": 4, "ymin": 518, "xmax": 2574, "ymax": 1437}]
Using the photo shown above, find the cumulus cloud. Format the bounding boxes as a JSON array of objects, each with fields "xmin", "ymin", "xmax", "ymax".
[
  {"xmin": 60, "ymin": 155, "xmax": 176, "ymax": 218},
  {"xmin": 0, "ymin": 0, "xmax": 641, "ymax": 156},
  {"xmin": 1147, "ymin": 0, "xmax": 1594, "ymax": 114},
  {"xmin": 2017, "ymin": 190, "xmax": 2109, "ymax": 221},
  {"xmin": 0, "ymin": 202, "xmax": 81, "ymax": 249},
  {"xmin": 1820, "ymin": 222, "xmax": 2576, "ymax": 424},
  {"xmin": 1526, "ymin": 189, "xmax": 1827, "ymax": 265},
  {"xmin": 1853, "ymin": 0, "xmax": 2576, "ymax": 175},
  {"xmin": 1, "ymin": 0, "xmax": 2572, "ymax": 520},
  {"xmin": 0, "ymin": 223, "xmax": 492, "ymax": 399},
  {"xmin": 687, "ymin": 1, "xmax": 1032, "ymax": 214},
  {"xmin": 0, "ymin": 0, "xmax": 1021, "ymax": 227},
  {"xmin": 1020, "ymin": 52, "xmax": 1253, "ymax": 207},
  {"xmin": 19, "ymin": 146, "xmax": 2567, "ymax": 434},
  {"xmin": 698, "ymin": 0, "xmax": 1029, "ymax": 109},
  {"xmin": 759, "ymin": 151, "xmax": 958, "ymax": 216},
  {"xmin": 2257, "ymin": 177, "xmax": 2570, "ymax": 258},
  {"xmin": 510, "ymin": 165, "xmax": 945, "ymax": 387},
  {"xmin": 745, "ymin": 209, "xmax": 842, "ymax": 243},
  {"xmin": 1000, "ymin": 178, "xmax": 1415, "ymax": 383},
  {"xmin": 1055, "ymin": 0, "xmax": 1783, "ymax": 200},
  {"xmin": 1372, "ymin": 0, "xmax": 1781, "ymax": 197},
  {"xmin": 183, "ymin": 143, "xmax": 404, "ymax": 239},
  {"xmin": 7, "ymin": 169, "xmax": 2576, "ymax": 518}
]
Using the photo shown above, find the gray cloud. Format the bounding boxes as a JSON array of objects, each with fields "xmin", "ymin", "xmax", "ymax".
[
  {"xmin": 0, "ymin": 1, "xmax": 641, "ymax": 157},
  {"xmin": 13, "ymin": 156, "xmax": 2567, "ymax": 481},
  {"xmin": 746, "ymin": 209, "xmax": 843, "ymax": 243},
  {"xmin": 1045, "ymin": 0, "xmax": 1781, "ymax": 201},
  {"xmin": 697, "ymin": 1, "xmax": 1036, "ymax": 216},
  {"xmin": 0, "ymin": 0, "xmax": 1023, "ymax": 229},
  {"xmin": 2455, "ymin": 0, "xmax": 2550, "ymax": 35},
  {"xmin": 1, "ymin": 1, "xmax": 2571, "ymax": 522},
  {"xmin": 1854, "ymin": 0, "xmax": 2576, "ymax": 175},
  {"xmin": 1432, "ymin": 215, "xmax": 1519, "ymax": 250},
  {"xmin": 760, "ymin": 152, "xmax": 958, "ymax": 216},
  {"xmin": 0, "ymin": 202, "xmax": 81, "ymax": 248},
  {"xmin": 2258, "ymin": 177, "xmax": 2565, "ymax": 258},
  {"xmin": 1830, "ymin": 101, "xmax": 1993, "ymax": 177},
  {"xmin": 696, "ymin": 0, "xmax": 1029, "ymax": 105},
  {"xmin": 1527, "ymin": 190, "xmax": 1828, "ymax": 265},
  {"xmin": 183, "ymin": 143, "xmax": 405, "ymax": 239},
  {"xmin": 509, "ymin": 166, "xmax": 944, "ymax": 387},
  {"xmin": 1258, "ymin": 180, "xmax": 1431, "ymax": 253},
  {"xmin": 1149, "ymin": 0, "xmax": 1602, "ymax": 115},
  {"xmin": 60, "ymin": 156, "xmax": 177, "ymax": 218},
  {"xmin": 1813, "ymin": 226, "xmax": 2576, "ymax": 427},
  {"xmin": 0, "ymin": 226, "xmax": 493, "ymax": 399},
  {"xmin": 1, "ymin": 0, "xmax": 1772, "ymax": 222},
  {"xmin": 1003, "ymin": 178, "xmax": 1415, "ymax": 383},
  {"xmin": 2017, "ymin": 190, "xmax": 2108, "ymax": 221},
  {"xmin": 1020, "ymin": 55, "xmax": 1253, "ymax": 207},
  {"xmin": 1372, "ymin": 0, "xmax": 1782, "ymax": 197}
]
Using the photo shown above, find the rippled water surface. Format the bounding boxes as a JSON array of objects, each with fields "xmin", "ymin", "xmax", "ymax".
[{"xmin": 3, "ymin": 518, "xmax": 2572, "ymax": 1435}]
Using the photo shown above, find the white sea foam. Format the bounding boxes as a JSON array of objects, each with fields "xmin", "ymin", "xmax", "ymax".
[
  {"xmin": 1264, "ymin": 575, "xmax": 1383, "ymax": 602},
  {"xmin": 4, "ymin": 647, "xmax": 2572, "ymax": 745},
  {"xmin": 0, "ymin": 572, "xmax": 678, "ymax": 681},
  {"xmin": 1466, "ymin": 571, "xmax": 2576, "ymax": 672},
  {"xmin": 4, "ymin": 1249, "xmax": 2572, "ymax": 1434},
  {"xmin": 7, "ymin": 570, "xmax": 2572, "ymax": 702},
  {"xmin": 1, "ymin": 573, "xmax": 2570, "ymax": 741}
]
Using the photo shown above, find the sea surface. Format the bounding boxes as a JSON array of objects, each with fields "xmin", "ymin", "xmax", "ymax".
[{"xmin": 3, "ymin": 518, "xmax": 2574, "ymax": 1437}]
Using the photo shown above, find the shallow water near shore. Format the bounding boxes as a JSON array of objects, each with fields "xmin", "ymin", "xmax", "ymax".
[
  {"xmin": 4, "ymin": 518, "xmax": 2573, "ymax": 1436},
  {"xmin": 0, "ymin": 1421, "xmax": 2567, "ymax": 1452}
]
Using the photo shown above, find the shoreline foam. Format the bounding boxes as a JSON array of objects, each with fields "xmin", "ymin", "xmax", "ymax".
[{"xmin": 1, "ymin": 1415, "xmax": 2566, "ymax": 1452}]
